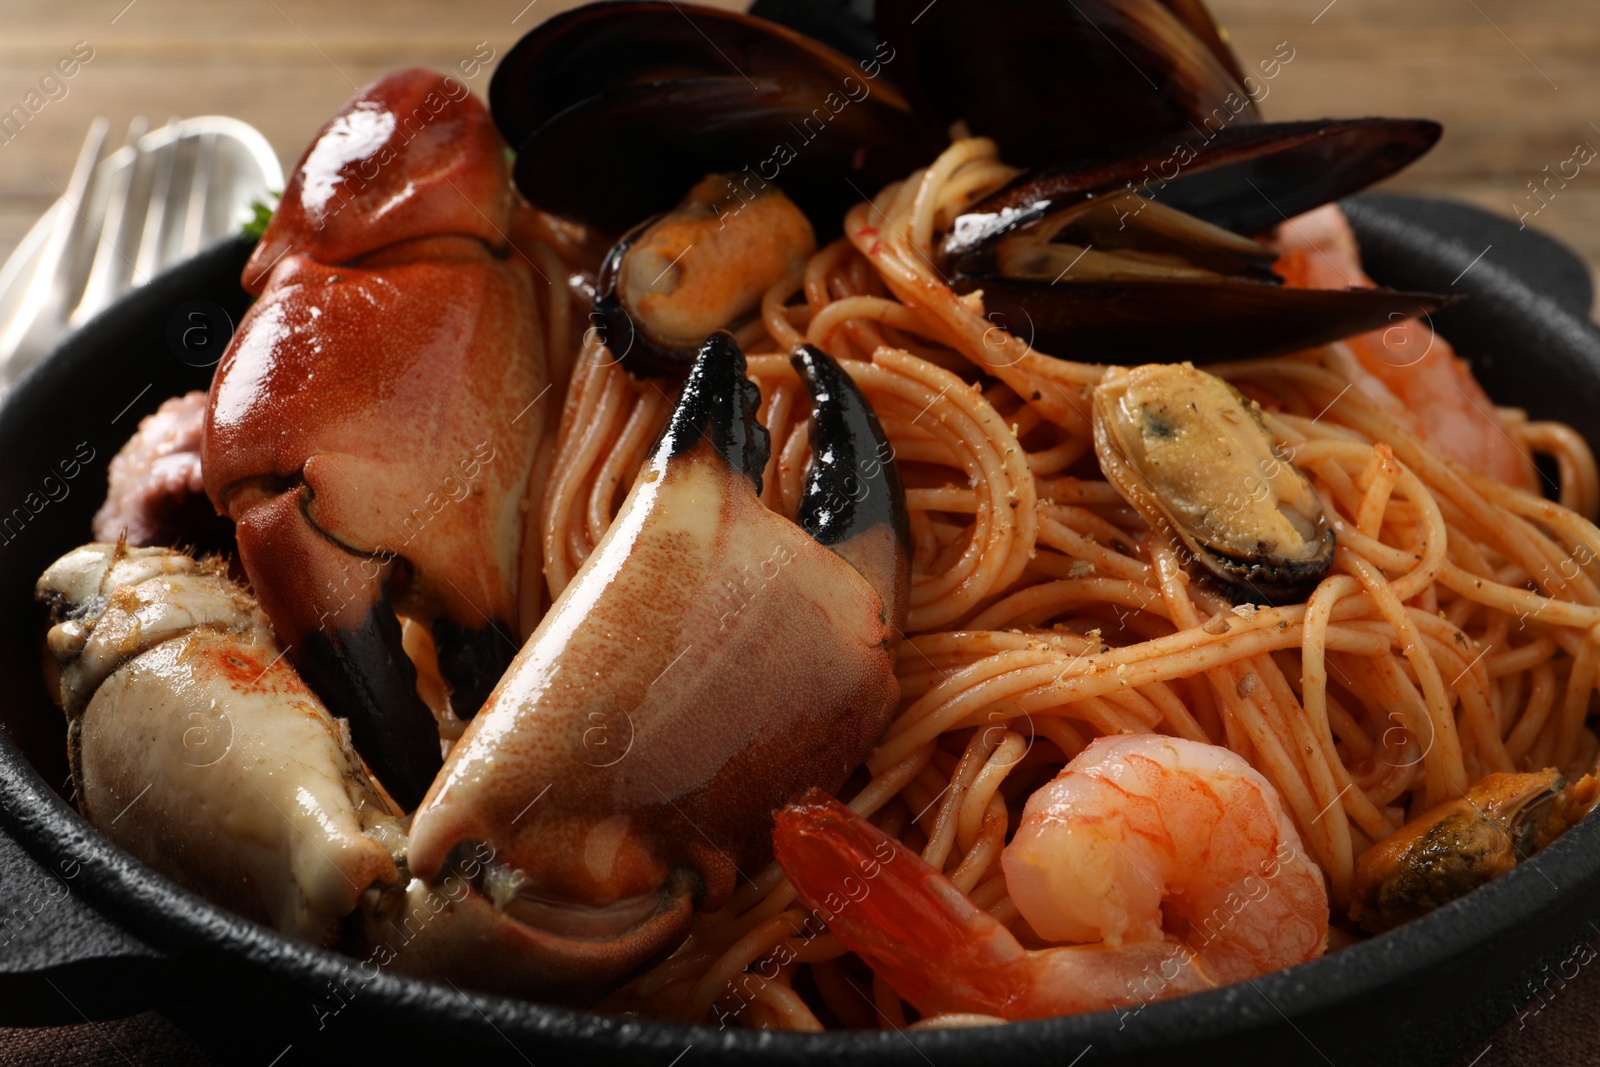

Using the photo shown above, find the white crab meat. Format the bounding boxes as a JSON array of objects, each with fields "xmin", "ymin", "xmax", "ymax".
[{"xmin": 37, "ymin": 543, "xmax": 404, "ymax": 943}]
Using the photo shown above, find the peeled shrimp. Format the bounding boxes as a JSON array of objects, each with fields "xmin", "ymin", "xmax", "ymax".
[
  {"xmin": 773, "ymin": 735, "xmax": 1328, "ymax": 1020},
  {"xmin": 1269, "ymin": 203, "xmax": 1535, "ymax": 491}
]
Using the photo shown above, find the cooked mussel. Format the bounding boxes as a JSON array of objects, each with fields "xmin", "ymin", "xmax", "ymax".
[
  {"xmin": 964, "ymin": 191, "xmax": 1279, "ymax": 284},
  {"xmin": 593, "ymin": 174, "xmax": 817, "ymax": 374},
  {"xmin": 492, "ymin": 2, "xmax": 938, "ymax": 234},
  {"xmin": 943, "ymin": 120, "xmax": 1451, "ymax": 363},
  {"xmin": 495, "ymin": 1, "xmax": 1451, "ymax": 374},
  {"xmin": 510, "ymin": 76, "xmax": 937, "ymax": 235},
  {"xmin": 1350, "ymin": 770, "xmax": 1599, "ymax": 933},
  {"xmin": 489, "ymin": 2, "xmax": 940, "ymax": 375},
  {"xmin": 1093, "ymin": 362, "xmax": 1334, "ymax": 603}
]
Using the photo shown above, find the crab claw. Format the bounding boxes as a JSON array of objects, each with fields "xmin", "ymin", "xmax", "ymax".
[
  {"xmin": 351, "ymin": 868, "xmax": 700, "ymax": 1006},
  {"xmin": 404, "ymin": 332, "xmax": 908, "ymax": 998},
  {"xmin": 35, "ymin": 543, "xmax": 406, "ymax": 945},
  {"xmin": 789, "ymin": 343, "xmax": 911, "ymax": 626},
  {"xmin": 203, "ymin": 69, "xmax": 548, "ymax": 808}
]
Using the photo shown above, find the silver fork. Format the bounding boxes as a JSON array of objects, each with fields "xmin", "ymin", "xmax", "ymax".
[
  {"xmin": 81, "ymin": 116, "xmax": 218, "ymax": 323},
  {"xmin": 0, "ymin": 115, "xmax": 280, "ymax": 392},
  {"xmin": 131, "ymin": 116, "xmax": 181, "ymax": 288},
  {"xmin": 0, "ymin": 118, "xmax": 110, "ymax": 380},
  {"xmin": 0, "ymin": 118, "xmax": 221, "ymax": 387},
  {"xmin": 70, "ymin": 117, "xmax": 149, "ymax": 328}
]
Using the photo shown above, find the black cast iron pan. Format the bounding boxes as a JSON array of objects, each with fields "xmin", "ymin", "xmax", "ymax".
[{"xmin": 1, "ymin": 194, "xmax": 1598, "ymax": 1066}]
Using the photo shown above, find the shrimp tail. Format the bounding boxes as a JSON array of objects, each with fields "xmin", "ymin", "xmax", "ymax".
[{"xmin": 773, "ymin": 788, "xmax": 1029, "ymax": 1019}]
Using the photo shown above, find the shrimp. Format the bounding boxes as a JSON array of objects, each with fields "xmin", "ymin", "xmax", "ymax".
[
  {"xmin": 1269, "ymin": 204, "xmax": 1536, "ymax": 491},
  {"xmin": 772, "ymin": 735, "xmax": 1329, "ymax": 1021}
]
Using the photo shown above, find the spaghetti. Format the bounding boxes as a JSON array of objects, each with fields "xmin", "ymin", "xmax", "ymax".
[{"xmin": 528, "ymin": 138, "xmax": 1600, "ymax": 1030}]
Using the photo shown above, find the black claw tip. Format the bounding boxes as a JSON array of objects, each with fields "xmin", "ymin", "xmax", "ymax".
[
  {"xmin": 431, "ymin": 616, "xmax": 517, "ymax": 720},
  {"xmin": 790, "ymin": 344, "xmax": 911, "ymax": 555},
  {"xmin": 299, "ymin": 599, "xmax": 443, "ymax": 810},
  {"xmin": 654, "ymin": 331, "xmax": 771, "ymax": 491}
]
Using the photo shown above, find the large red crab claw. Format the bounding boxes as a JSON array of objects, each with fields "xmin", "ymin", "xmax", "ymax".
[
  {"xmin": 403, "ymin": 332, "xmax": 909, "ymax": 997},
  {"xmin": 241, "ymin": 68, "xmax": 514, "ymax": 287},
  {"xmin": 204, "ymin": 69, "xmax": 548, "ymax": 808}
]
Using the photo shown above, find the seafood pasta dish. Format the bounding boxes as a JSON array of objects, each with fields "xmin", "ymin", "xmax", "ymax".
[{"xmin": 33, "ymin": 0, "xmax": 1600, "ymax": 1033}]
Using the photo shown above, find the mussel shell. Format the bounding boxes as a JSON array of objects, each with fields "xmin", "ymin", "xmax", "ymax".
[
  {"xmin": 959, "ymin": 276, "xmax": 1453, "ymax": 366},
  {"xmin": 757, "ymin": 0, "xmax": 1250, "ymax": 96},
  {"xmin": 1203, "ymin": 534, "xmax": 1337, "ymax": 605},
  {"xmin": 942, "ymin": 117, "xmax": 1451, "ymax": 365},
  {"xmin": 952, "ymin": 190, "xmax": 1282, "ymax": 285},
  {"xmin": 876, "ymin": 0, "xmax": 1254, "ymax": 168},
  {"xmin": 511, "ymin": 76, "xmax": 941, "ymax": 233},
  {"xmin": 1157, "ymin": 0, "xmax": 1250, "ymax": 88},
  {"xmin": 490, "ymin": 0, "xmax": 903, "ymax": 154},
  {"xmin": 747, "ymin": 0, "xmax": 881, "ymax": 67},
  {"xmin": 946, "ymin": 119, "xmax": 1445, "ymax": 260},
  {"xmin": 1155, "ymin": 119, "xmax": 1444, "ymax": 235},
  {"xmin": 591, "ymin": 217, "xmax": 663, "ymax": 374}
]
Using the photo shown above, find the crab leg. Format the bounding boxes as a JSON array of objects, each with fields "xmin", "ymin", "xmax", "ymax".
[{"xmin": 36, "ymin": 543, "xmax": 404, "ymax": 944}]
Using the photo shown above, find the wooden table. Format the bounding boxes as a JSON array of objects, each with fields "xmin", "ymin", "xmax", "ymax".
[
  {"xmin": 2, "ymin": 2, "xmax": 1599, "ymax": 1065},
  {"xmin": 2, "ymin": 0, "xmax": 1599, "ymax": 300}
]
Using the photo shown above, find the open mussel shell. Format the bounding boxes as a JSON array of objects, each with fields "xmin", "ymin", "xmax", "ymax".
[
  {"xmin": 876, "ymin": 0, "xmax": 1254, "ymax": 168},
  {"xmin": 1153, "ymin": 119, "xmax": 1444, "ymax": 235},
  {"xmin": 947, "ymin": 119, "xmax": 1452, "ymax": 259},
  {"xmin": 963, "ymin": 276, "xmax": 1452, "ymax": 365},
  {"xmin": 947, "ymin": 118, "xmax": 1446, "ymax": 256},
  {"xmin": 490, "ymin": 0, "xmax": 900, "ymax": 152},
  {"xmin": 512, "ymin": 76, "xmax": 941, "ymax": 234},
  {"xmin": 942, "ymin": 117, "xmax": 1451, "ymax": 364}
]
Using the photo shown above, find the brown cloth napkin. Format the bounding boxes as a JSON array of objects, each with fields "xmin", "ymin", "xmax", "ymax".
[{"xmin": 0, "ymin": 1012, "xmax": 209, "ymax": 1066}]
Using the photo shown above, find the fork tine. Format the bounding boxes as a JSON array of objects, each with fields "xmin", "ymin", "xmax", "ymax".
[
  {"xmin": 178, "ymin": 131, "xmax": 216, "ymax": 259},
  {"xmin": 0, "ymin": 117, "xmax": 109, "ymax": 375},
  {"xmin": 132, "ymin": 117, "xmax": 182, "ymax": 286},
  {"xmin": 71, "ymin": 116, "xmax": 149, "ymax": 326}
]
